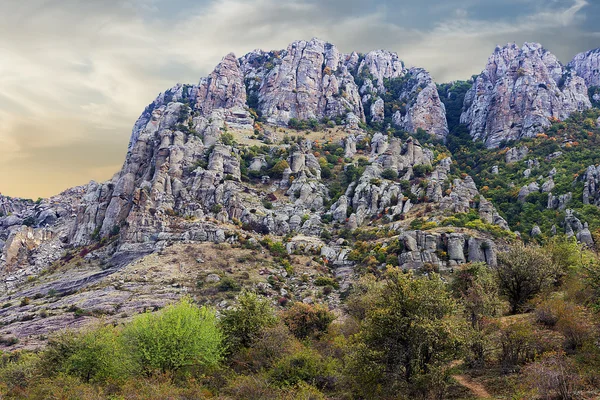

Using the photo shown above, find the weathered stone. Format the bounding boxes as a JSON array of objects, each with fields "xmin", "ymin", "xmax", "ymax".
[
  {"xmin": 568, "ymin": 48, "xmax": 600, "ymax": 88},
  {"xmin": 462, "ymin": 43, "xmax": 591, "ymax": 148}
]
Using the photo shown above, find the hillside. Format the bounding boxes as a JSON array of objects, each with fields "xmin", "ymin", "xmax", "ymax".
[{"xmin": 0, "ymin": 39, "xmax": 599, "ymax": 399}]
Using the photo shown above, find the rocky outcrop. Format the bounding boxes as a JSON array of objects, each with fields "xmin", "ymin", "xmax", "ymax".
[
  {"xmin": 195, "ymin": 53, "xmax": 247, "ymax": 116},
  {"xmin": 505, "ymin": 146, "xmax": 529, "ymax": 164},
  {"xmin": 389, "ymin": 68, "xmax": 448, "ymax": 140},
  {"xmin": 583, "ymin": 165, "xmax": 600, "ymax": 206},
  {"xmin": 568, "ymin": 48, "xmax": 600, "ymax": 88},
  {"xmin": 398, "ymin": 230, "xmax": 497, "ymax": 270},
  {"xmin": 241, "ymin": 39, "xmax": 364, "ymax": 125},
  {"xmin": 461, "ymin": 43, "xmax": 591, "ymax": 148}
]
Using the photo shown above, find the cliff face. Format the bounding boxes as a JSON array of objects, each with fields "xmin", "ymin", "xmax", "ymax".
[
  {"xmin": 569, "ymin": 48, "xmax": 600, "ymax": 88},
  {"xmin": 461, "ymin": 43, "xmax": 591, "ymax": 148}
]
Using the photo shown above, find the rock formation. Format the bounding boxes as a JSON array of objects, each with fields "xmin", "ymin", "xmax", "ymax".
[
  {"xmin": 568, "ymin": 48, "xmax": 600, "ymax": 88},
  {"xmin": 461, "ymin": 43, "xmax": 591, "ymax": 147}
]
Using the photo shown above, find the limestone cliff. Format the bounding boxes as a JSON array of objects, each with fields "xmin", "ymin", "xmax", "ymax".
[{"xmin": 461, "ymin": 43, "xmax": 591, "ymax": 147}]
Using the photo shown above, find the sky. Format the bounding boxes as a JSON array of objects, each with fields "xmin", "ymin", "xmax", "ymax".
[{"xmin": 1, "ymin": 0, "xmax": 599, "ymax": 199}]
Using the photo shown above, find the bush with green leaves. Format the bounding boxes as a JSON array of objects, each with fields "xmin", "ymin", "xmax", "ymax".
[
  {"xmin": 41, "ymin": 325, "xmax": 131, "ymax": 383},
  {"xmin": 220, "ymin": 291, "xmax": 277, "ymax": 351},
  {"xmin": 381, "ymin": 168, "xmax": 398, "ymax": 180},
  {"xmin": 451, "ymin": 263, "xmax": 506, "ymax": 367},
  {"xmin": 346, "ymin": 269, "xmax": 467, "ymax": 398},
  {"xmin": 270, "ymin": 347, "xmax": 338, "ymax": 389},
  {"xmin": 122, "ymin": 297, "xmax": 224, "ymax": 375},
  {"xmin": 496, "ymin": 242, "xmax": 560, "ymax": 313}
]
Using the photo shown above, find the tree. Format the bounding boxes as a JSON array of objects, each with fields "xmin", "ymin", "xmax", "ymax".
[
  {"xmin": 281, "ymin": 303, "xmax": 335, "ymax": 340},
  {"xmin": 220, "ymin": 291, "xmax": 277, "ymax": 351},
  {"xmin": 123, "ymin": 297, "xmax": 224, "ymax": 375},
  {"xmin": 496, "ymin": 242, "xmax": 558, "ymax": 314},
  {"xmin": 451, "ymin": 263, "xmax": 506, "ymax": 367},
  {"xmin": 347, "ymin": 269, "xmax": 466, "ymax": 397}
]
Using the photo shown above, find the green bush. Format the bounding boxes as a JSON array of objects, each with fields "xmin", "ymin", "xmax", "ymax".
[
  {"xmin": 270, "ymin": 347, "xmax": 337, "ymax": 389},
  {"xmin": 496, "ymin": 242, "xmax": 559, "ymax": 313},
  {"xmin": 123, "ymin": 297, "xmax": 224, "ymax": 375},
  {"xmin": 313, "ymin": 276, "xmax": 339, "ymax": 289},
  {"xmin": 218, "ymin": 276, "xmax": 242, "ymax": 292},
  {"xmin": 42, "ymin": 325, "xmax": 131, "ymax": 383},
  {"xmin": 346, "ymin": 269, "xmax": 467, "ymax": 397},
  {"xmin": 381, "ymin": 168, "xmax": 398, "ymax": 180},
  {"xmin": 220, "ymin": 291, "xmax": 277, "ymax": 351}
]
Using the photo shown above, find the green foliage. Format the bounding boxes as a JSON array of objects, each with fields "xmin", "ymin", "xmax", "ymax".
[
  {"xmin": 282, "ymin": 303, "xmax": 335, "ymax": 339},
  {"xmin": 412, "ymin": 163, "xmax": 433, "ymax": 178},
  {"xmin": 347, "ymin": 269, "xmax": 466, "ymax": 397},
  {"xmin": 270, "ymin": 347, "xmax": 338, "ymax": 389},
  {"xmin": 218, "ymin": 276, "xmax": 241, "ymax": 292},
  {"xmin": 220, "ymin": 291, "xmax": 277, "ymax": 351},
  {"xmin": 269, "ymin": 159, "xmax": 290, "ymax": 179},
  {"xmin": 589, "ymin": 86, "xmax": 600, "ymax": 108},
  {"xmin": 451, "ymin": 263, "xmax": 506, "ymax": 367},
  {"xmin": 42, "ymin": 325, "xmax": 131, "ymax": 383},
  {"xmin": 122, "ymin": 297, "xmax": 224, "ymax": 375},
  {"xmin": 221, "ymin": 131, "xmax": 236, "ymax": 145},
  {"xmin": 447, "ymin": 109, "xmax": 600, "ymax": 237},
  {"xmin": 288, "ymin": 118, "xmax": 320, "ymax": 131},
  {"xmin": 313, "ymin": 276, "xmax": 339, "ymax": 289},
  {"xmin": 437, "ymin": 80, "xmax": 473, "ymax": 132},
  {"xmin": 496, "ymin": 242, "xmax": 560, "ymax": 313},
  {"xmin": 380, "ymin": 168, "xmax": 398, "ymax": 180}
]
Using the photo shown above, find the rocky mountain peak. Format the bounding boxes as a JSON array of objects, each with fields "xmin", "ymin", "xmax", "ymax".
[
  {"xmin": 195, "ymin": 52, "xmax": 247, "ymax": 116},
  {"xmin": 461, "ymin": 42, "xmax": 591, "ymax": 147},
  {"xmin": 568, "ymin": 47, "xmax": 600, "ymax": 89}
]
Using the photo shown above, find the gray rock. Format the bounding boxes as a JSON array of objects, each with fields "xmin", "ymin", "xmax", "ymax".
[
  {"xmin": 505, "ymin": 146, "xmax": 529, "ymax": 164},
  {"xmin": 370, "ymin": 98, "xmax": 385, "ymax": 123},
  {"xmin": 462, "ymin": 43, "xmax": 591, "ymax": 148},
  {"xmin": 568, "ymin": 47, "xmax": 600, "ymax": 87},
  {"xmin": 205, "ymin": 274, "xmax": 221, "ymax": 283}
]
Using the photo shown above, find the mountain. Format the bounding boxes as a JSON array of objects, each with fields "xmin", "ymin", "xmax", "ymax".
[
  {"xmin": 0, "ymin": 39, "xmax": 599, "ymax": 350},
  {"xmin": 461, "ymin": 42, "xmax": 591, "ymax": 148}
]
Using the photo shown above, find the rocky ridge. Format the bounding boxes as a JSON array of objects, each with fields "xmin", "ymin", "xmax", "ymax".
[
  {"xmin": 2, "ymin": 39, "xmax": 600, "ymax": 346},
  {"xmin": 461, "ymin": 42, "xmax": 591, "ymax": 147}
]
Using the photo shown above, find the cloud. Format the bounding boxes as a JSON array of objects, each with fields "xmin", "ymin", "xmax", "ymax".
[{"xmin": 0, "ymin": 0, "xmax": 597, "ymax": 198}]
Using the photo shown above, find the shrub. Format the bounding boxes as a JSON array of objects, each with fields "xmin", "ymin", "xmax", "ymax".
[
  {"xmin": 0, "ymin": 352, "xmax": 41, "ymax": 390},
  {"xmin": 313, "ymin": 276, "xmax": 339, "ymax": 289},
  {"xmin": 496, "ymin": 242, "xmax": 558, "ymax": 313},
  {"xmin": 41, "ymin": 325, "xmax": 131, "ymax": 383},
  {"xmin": 221, "ymin": 132, "xmax": 235, "ymax": 145},
  {"xmin": 451, "ymin": 263, "xmax": 506, "ymax": 367},
  {"xmin": 122, "ymin": 297, "xmax": 224, "ymax": 375},
  {"xmin": 521, "ymin": 352, "xmax": 582, "ymax": 400},
  {"xmin": 224, "ymin": 374, "xmax": 277, "ymax": 399},
  {"xmin": 235, "ymin": 323, "xmax": 298, "ymax": 372},
  {"xmin": 346, "ymin": 269, "xmax": 467, "ymax": 397},
  {"xmin": 498, "ymin": 320, "xmax": 542, "ymax": 372},
  {"xmin": 270, "ymin": 347, "xmax": 337, "ymax": 389},
  {"xmin": 220, "ymin": 291, "xmax": 277, "ymax": 351},
  {"xmin": 269, "ymin": 160, "xmax": 290, "ymax": 179},
  {"xmin": 282, "ymin": 303, "xmax": 335, "ymax": 339},
  {"xmin": 381, "ymin": 168, "xmax": 398, "ymax": 180},
  {"xmin": 218, "ymin": 276, "xmax": 241, "ymax": 292}
]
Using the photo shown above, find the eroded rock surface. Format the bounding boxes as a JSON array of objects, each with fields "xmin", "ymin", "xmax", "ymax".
[{"xmin": 461, "ymin": 43, "xmax": 591, "ymax": 147}]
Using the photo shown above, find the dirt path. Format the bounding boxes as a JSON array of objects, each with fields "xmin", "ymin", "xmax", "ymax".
[{"xmin": 452, "ymin": 373, "xmax": 492, "ymax": 399}]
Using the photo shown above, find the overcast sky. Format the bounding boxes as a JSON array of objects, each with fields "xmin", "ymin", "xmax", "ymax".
[{"xmin": 1, "ymin": 0, "xmax": 599, "ymax": 198}]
